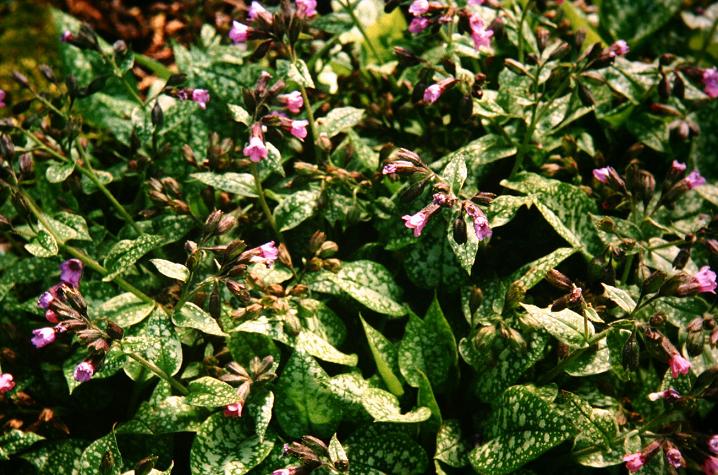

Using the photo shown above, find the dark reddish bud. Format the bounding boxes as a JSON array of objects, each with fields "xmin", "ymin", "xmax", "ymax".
[
  {"xmin": 546, "ymin": 269, "xmax": 573, "ymax": 291},
  {"xmin": 453, "ymin": 216, "xmax": 467, "ymax": 244},
  {"xmin": 658, "ymin": 73, "xmax": 670, "ymax": 100},
  {"xmin": 672, "ymin": 73, "xmax": 685, "ymax": 99},
  {"xmin": 672, "ymin": 248, "xmax": 690, "ymax": 270},
  {"xmin": 106, "ymin": 321, "xmax": 124, "ymax": 340},
  {"xmin": 622, "ymin": 332, "xmax": 640, "ymax": 370}
]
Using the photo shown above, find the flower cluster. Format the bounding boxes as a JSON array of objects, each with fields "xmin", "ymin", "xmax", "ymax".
[
  {"xmin": 229, "ymin": 0, "xmax": 317, "ymax": 47},
  {"xmin": 219, "ymin": 356, "xmax": 276, "ymax": 418},
  {"xmin": 34, "ymin": 259, "xmax": 123, "ymax": 383}
]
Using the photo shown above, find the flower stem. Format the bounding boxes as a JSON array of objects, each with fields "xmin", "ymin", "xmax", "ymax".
[
  {"xmin": 517, "ymin": 0, "xmax": 534, "ymax": 64},
  {"xmin": 298, "ymin": 84, "xmax": 321, "ymax": 163},
  {"xmin": 251, "ymin": 164, "xmax": 283, "ymax": 244},
  {"xmin": 126, "ymin": 352, "xmax": 188, "ymax": 395},
  {"xmin": 341, "ymin": 0, "xmax": 380, "ymax": 62}
]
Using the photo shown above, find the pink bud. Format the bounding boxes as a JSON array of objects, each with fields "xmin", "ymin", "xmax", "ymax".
[
  {"xmin": 408, "ymin": 17, "xmax": 430, "ymax": 34},
  {"xmin": 685, "ymin": 170, "xmax": 706, "ymax": 189},
  {"xmin": 248, "ymin": 1, "xmax": 268, "ymax": 21},
  {"xmin": 409, "ymin": 0, "xmax": 429, "ymax": 16},
  {"xmin": 592, "ymin": 166, "xmax": 612, "ymax": 184},
  {"xmin": 296, "ymin": 0, "xmax": 317, "ymax": 17},
  {"xmin": 423, "ymin": 84, "xmax": 443, "ymax": 104},
  {"xmin": 704, "ymin": 456, "xmax": 718, "ymax": 475},
  {"xmin": 609, "ymin": 40, "xmax": 630, "ymax": 57},
  {"xmin": 0, "ymin": 89, "xmax": 6, "ymax": 108},
  {"xmin": 708, "ymin": 435, "xmax": 718, "ymax": 454}
]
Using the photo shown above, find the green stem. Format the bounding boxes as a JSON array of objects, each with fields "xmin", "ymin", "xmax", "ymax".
[
  {"xmin": 517, "ymin": 0, "xmax": 534, "ymax": 64},
  {"xmin": 32, "ymin": 91, "xmax": 64, "ymax": 117},
  {"xmin": 126, "ymin": 352, "xmax": 188, "ymax": 395},
  {"xmin": 16, "ymin": 188, "xmax": 155, "ymax": 304},
  {"xmin": 251, "ymin": 164, "xmax": 283, "ymax": 244},
  {"xmin": 342, "ymin": 0, "xmax": 380, "ymax": 61},
  {"xmin": 621, "ymin": 254, "xmax": 635, "ymax": 285},
  {"xmin": 298, "ymin": 84, "xmax": 321, "ymax": 162}
]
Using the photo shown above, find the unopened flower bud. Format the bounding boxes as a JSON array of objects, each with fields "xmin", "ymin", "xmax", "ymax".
[
  {"xmin": 672, "ymin": 248, "xmax": 690, "ymax": 270},
  {"xmin": 687, "ymin": 317, "xmax": 705, "ymax": 356},
  {"xmin": 546, "ymin": 269, "xmax": 573, "ymax": 291},
  {"xmin": 452, "ymin": 216, "xmax": 467, "ymax": 244},
  {"xmin": 151, "ymin": 101, "xmax": 164, "ymax": 128},
  {"xmin": 134, "ymin": 455, "xmax": 158, "ymax": 475},
  {"xmin": 113, "ymin": 40, "xmax": 128, "ymax": 55},
  {"xmin": 217, "ymin": 215, "xmax": 236, "ymax": 235},
  {"xmin": 19, "ymin": 153, "xmax": 34, "ymax": 177},
  {"xmin": 106, "ymin": 321, "xmax": 124, "ymax": 340},
  {"xmin": 317, "ymin": 241, "xmax": 339, "ymax": 258},
  {"xmin": 11, "ymin": 71, "xmax": 29, "ymax": 89},
  {"xmin": 204, "ymin": 210, "xmax": 223, "ymax": 235},
  {"xmin": 283, "ymin": 313, "xmax": 302, "ymax": 336},
  {"xmin": 672, "ymin": 73, "xmax": 685, "ymax": 99},
  {"xmin": 504, "ymin": 280, "xmax": 526, "ymax": 310},
  {"xmin": 469, "ymin": 287, "xmax": 483, "ymax": 314},
  {"xmin": 622, "ymin": 332, "xmax": 639, "ymax": 371}
]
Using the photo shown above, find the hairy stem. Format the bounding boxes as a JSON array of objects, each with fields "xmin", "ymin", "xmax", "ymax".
[
  {"xmin": 251, "ymin": 164, "xmax": 283, "ymax": 244},
  {"xmin": 126, "ymin": 352, "xmax": 188, "ymax": 395}
]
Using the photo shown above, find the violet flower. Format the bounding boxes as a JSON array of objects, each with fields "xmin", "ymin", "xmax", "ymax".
[
  {"xmin": 409, "ymin": 17, "xmax": 430, "ymax": 34},
  {"xmin": 73, "ymin": 361, "xmax": 95, "ymax": 382},
  {"xmin": 708, "ymin": 435, "xmax": 718, "ymax": 455},
  {"xmin": 409, "ymin": 0, "xmax": 429, "ymax": 16},
  {"xmin": 289, "ymin": 120, "xmax": 308, "ymax": 141},
  {"xmin": 703, "ymin": 67, "xmax": 718, "ymax": 99},
  {"xmin": 608, "ymin": 40, "xmax": 630, "ymax": 57},
  {"xmin": 665, "ymin": 447, "xmax": 683, "ymax": 468},
  {"xmin": 382, "ymin": 160, "xmax": 414, "ymax": 175},
  {"xmin": 191, "ymin": 89, "xmax": 210, "ymax": 110},
  {"xmin": 685, "ymin": 170, "xmax": 706, "ymax": 189},
  {"xmin": 469, "ymin": 14, "xmax": 493, "ymax": 49},
  {"xmin": 250, "ymin": 241, "xmax": 279, "ymax": 267},
  {"xmin": 31, "ymin": 327, "xmax": 56, "ymax": 348},
  {"xmin": 0, "ymin": 89, "xmax": 6, "ymax": 108},
  {"xmin": 248, "ymin": 1, "xmax": 268, "ymax": 21},
  {"xmin": 647, "ymin": 388, "xmax": 681, "ymax": 401},
  {"xmin": 465, "ymin": 203, "xmax": 492, "ymax": 241},
  {"xmin": 59, "ymin": 258, "xmax": 84, "ymax": 288},
  {"xmin": 592, "ymin": 166, "xmax": 612, "ymax": 184},
  {"xmin": 703, "ymin": 456, "xmax": 718, "ymax": 475}
]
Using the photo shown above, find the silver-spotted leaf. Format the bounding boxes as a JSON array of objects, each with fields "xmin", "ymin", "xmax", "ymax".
[
  {"xmin": 334, "ymin": 260, "xmax": 405, "ymax": 317},
  {"xmin": 360, "ymin": 315, "xmax": 404, "ymax": 396},
  {"xmin": 521, "ymin": 304, "xmax": 594, "ymax": 347},
  {"xmin": 173, "ymin": 302, "xmax": 227, "ymax": 337},
  {"xmin": 103, "ymin": 234, "xmax": 164, "ymax": 281},
  {"xmin": 274, "ymin": 189, "xmax": 321, "ymax": 232},
  {"xmin": 186, "ymin": 377, "xmax": 239, "ymax": 407},
  {"xmin": 346, "ymin": 424, "xmax": 428, "ymax": 475},
  {"xmin": 97, "ymin": 292, "xmax": 155, "ymax": 327},
  {"xmin": 150, "ymin": 259, "xmax": 190, "ymax": 282},
  {"xmin": 79, "ymin": 431, "xmax": 122, "ymax": 475},
  {"xmin": 190, "ymin": 172, "xmax": 257, "ymax": 197}
]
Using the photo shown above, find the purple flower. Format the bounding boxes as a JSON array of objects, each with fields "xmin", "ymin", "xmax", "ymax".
[
  {"xmin": 244, "ymin": 136, "xmax": 268, "ymax": 162},
  {"xmin": 38, "ymin": 290, "xmax": 55, "ymax": 310},
  {"xmin": 0, "ymin": 373, "xmax": 15, "ymax": 394},
  {"xmin": 608, "ymin": 39, "xmax": 629, "ymax": 57},
  {"xmin": 250, "ymin": 241, "xmax": 279, "ymax": 267},
  {"xmin": 73, "ymin": 361, "xmax": 95, "ymax": 382},
  {"xmin": 191, "ymin": 89, "xmax": 210, "ymax": 110},
  {"xmin": 669, "ymin": 353, "xmax": 691, "ymax": 378},
  {"xmin": 0, "ymin": 89, "xmax": 6, "ymax": 108},
  {"xmin": 289, "ymin": 120, "xmax": 308, "ymax": 141},
  {"xmin": 469, "ymin": 14, "xmax": 493, "ymax": 49},
  {"xmin": 272, "ymin": 469, "xmax": 297, "ymax": 475},
  {"xmin": 647, "ymin": 388, "xmax": 681, "ymax": 401},
  {"xmin": 382, "ymin": 160, "xmax": 414, "ymax": 175},
  {"xmin": 704, "ymin": 456, "xmax": 718, "ymax": 475},
  {"xmin": 623, "ymin": 453, "xmax": 645, "ymax": 473},
  {"xmin": 466, "ymin": 203, "xmax": 492, "ymax": 241},
  {"xmin": 403, "ymin": 210, "xmax": 431, "ymax": 237},
  {"xmin": 671, "ymin": 160, "xmax": 686, "ymax": 173},
  {"xmin": 703, "ymin": 67, "xmax": 718, "ymax": 99},
  {"xmin": 224, "ymin": 402, "xmax": 243, "ymax": 417},
  {"xmin": 592, "ymin": 166, "xmax": 612, "ymax": 184},
  {"xmin": 229, "ymin": 21, "xmax": 250, "ymax": 43},
  {"xmin": 708, "ymin": 435, "xmax": 718, "ymax": 455},
  {"xmin": 296, "ymin": 0, "xmax": 317, "ymax": 17},
  {"xmin": 433, "ymin": 193, "xmax": 450, "ymax": 206},
  {"xmin": 408, "ymin": 17, "xmax": 430, "ymax": 34},
  {"xmin": 409, "ymin": 0, "xmax": 429, "ymax": 16},
  {"xmin": 31, "ymin": 327, "xmax": 56, "ymax": 349},
  {"xmin": 685, "ymin": 170, "xmax": 706, "ymax": 189},
  {"xmin": 278, "ymin": 91, "xmax": 304, "ymax": 114},
  {"xmin": 59, "ymin": 258, "xmax": 84, "ymax": 288},
  {"xmin": 423, "ymin": 84, "xmax": 443, "ymax": 104},
  {"xmin": 248, "ymin": 1, "xmax": 268, "ymax": 21},
  {"xmin": 60, "ymin": 30, "xmax": 73, "ymax": 43},
  {"xmin": 666, "ymin": 448, "xmax": 683, "ymax": 468}
]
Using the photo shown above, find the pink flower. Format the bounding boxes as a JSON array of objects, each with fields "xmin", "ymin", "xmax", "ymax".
[
  {"xmin": 666, "ymin": 448, "xmax": 683, "ymax": 468},
  {"xmin": 609, "ymin": 40, "xmax": 630, "ymax": 57},
  {"xmin": 685, "ymin": 170, "xmax": 706, "ymax": 189},
  {"xmin": 73, "ymin": 361, "xmax": 95, "ymax": 382},
  {"xmin": 31, "ymin": 327, "xmax": 56, "ymax": 348},
  {"xmin": 668, "ymin": 353, "xmax": 691, "ymax": 378},
  {"xmin": 244, "ymin": 136, "xmax": 268, "ymax": 162},
  {"xmin": 272, "ymin": 469, "xmax": 297, "ymax": 475},
  {"xmin": 469, "ymin": 14, "xmax": 493, "ymax": 49},
  {"xmin": 623, "ymin": 453, "xmax": 645, "ymax": 473},
  {"xmin": 296, "ymin": 0, "xmax": 317, "ymax": 17},
  {"xmin": 403, "ymin": 210, "xmax": 431, "ymax": 237},
  {"xmin": 290, "ymin": 120, "xmax": 308, "ymax": 140},
  {"xmin": 592, "ymin": 166, "xmax": 613, "ymax": 184},
  {"xmin": 382, "ymin": 160, "xmax": 415, "ymax": 175},
  {"xmin": 0, "ymin": 373, "xmax": 15, "ymax": 394},
  {"xmin": 192, "ymin": 89, "xmax": 210, "ymax": 110},
  {"xmin": 278, "ymin": 91, "xmax": 304, "ymax": 114},
  {"xmin": 468, "ymin": 0, "xmax": 485, "ymax": 5},
  {"xmin": 409, "ymin": 0, "xmax": 429, "ymax": 16},
  {"xmin": 248, "ymin": 1, "xmax": 268, "ymax": 21},
  {"xmin": 45, "ymin": 310, "xmax": 58, "ymax": 323},
  {"xmin": 60, "ymin": 258, "xmax": 84, "ymax": 288},
  {"xmin": 224, "ymin": 402, "xmax": 243, "ymax": 417},
  {"xmin": 229, "ymin": 21, "xmax": 250, "ymax": 43},
  {"xmin": 647, "ymin": 388, "xmax": 681, "ymax": 401},
  {"xmin": 703, "ymin": 67, "xmax": 718, "ymax": 98},
  {"xmin": 704, "ymin": 456, "xmax": 718, "ymax": 475},
  {"xmin": 0, "ymin": 89, "xmax": 6, "ymax": 108},
  {"xmin": 423, "ymin": 84, "xmax": 443, "ymax": 103},
  {"xmin": 671, "ymin": 160, "xmax": 686, "ymax": 173},
  {"xmin": 250, "ymin": 241, "xmax": 279, "ymax": 267},
  {"xmin": 708, "ymin": 435, "xmax": 718, "ymax": 454},
  {"xmin": 465, "ymin": 202, "xmax": 492, "ymax": 241},
  {"xmin": 695, "ymin": 266, "xmax": 717, "ymax": 293},
  {"xmin": 409, "ymin": 17, "xmax": 430, "ymax": 34},
  {"xmin": 60, "ymin": 31, "xmax": 73, "ymax": 43}
]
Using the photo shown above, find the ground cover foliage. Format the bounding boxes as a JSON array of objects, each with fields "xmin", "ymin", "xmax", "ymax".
[{"xmin": 1, "ymin": 0, "xmax": 718, "ymax": 473}]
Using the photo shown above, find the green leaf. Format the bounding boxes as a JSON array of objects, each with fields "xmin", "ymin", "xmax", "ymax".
[
  {"xmin": 274, "ymin": 189, "xmax": 321, "ymax": 232},
  {"xmin": 360, "ymin": 315, "xmax": 404, "ymax": 396},
  {"xmin": 561, "ymin": 391, "xmax": 618, "ymax": 449},
  {"xmin": 20, "ymin": 439, "xmax": 86, "ymax": 475},
  {"xmin": 98, "ymin": 292, "xmax": 155, "ymax": 327},
  {"xmin": 248, "ymin": 390, "xmax": 274, "ymax": 442},
  {"xmin": 487, "ymin": 195, "xmax": 529, "ymax": 229},
  {"xmin": 150, "ymin": 259, "xmax": 190, "ymax": 282},
  {"xmin": 277, "ymin": 58, "xmax": 315, "ymax": 88},
  {"xmin": 295, "ymin": 331, "xmax": 358, "ymax": 366},
  {"xmin": 116, "ymin": 382, "xmax": 205, "ymax": 435},
  {"xmin": 190, "ymin": 172, "xmax": 257, "ymax": 198},
  {"xmin": 46, "ymin": 161, "xmax": 75, "ymax": 183},
  {"xmin": 328, "ymin": 433, "xmax": 349, "ymax": 469},
  {"xmin": 298, "ymin": 298, "xmax": 347, "ymax": 346},
  {"xmin": 346, "ymin": 424, "xmax": 428, "ymax": 475},
  {"xmin": 124, "ymin": 307, "xmax": 182, "ymax": 379},
  {"xmin": 435, "ymin": 420, "xmax": 470, "ymax": 468},
  {"xmin": 173, "ymin": 302, "xmax": 228, "ymax": 337},
  {"xmin": 317, "ymin": 107, "xmax": 365, "ymax": 138},
  {"xmin": 190, "ymin": 412, "xmax": 274, "ymax": 475},
  {"xmin": 273, "ymin": 351, "xmax": 341, "ymax": 438},
  {"xmin": 45, "ymin": 212, "xmax": 92, "ymax": 243},
  {"xmin": 512, "ymin": 247, "xmax": 577, "ymax": 292},
  {"xmin": 602, "ymin": 284, "xmax": 637, "ymax": 313},
  {"xmin": 228, "ymin": 104, "xmax": 252, "ymax": 126},
  {"xmin": 470, "ymin": 386, "xmax": 573, "ymax": 475},
  {"xmin": 416, "ymin": 369, "xmax": 442, "ymax": 431},
  {"xmin": 398, "ymin": 297, "xmax": 458, "ymax": 392},
  {"xmin": 103, "ymin": 234, "xmax": 164, "ymax": 281},
  {"xmin": 186, "ymin": 377, "xmax": 239, "ymax": 407},
  {"xmin": 79, "ymin": 431, "xmax": 122, "ymax": 475},
  {"xmin": 81, "ymin": 170, "xmax": 114, "ymax": 195},
  {"xmin": 521, "ymin": 304, "xmax": 595, "ymax": 347},
  {"xmin": 601, "ymin": 0, "xmax": 681, "ymax": 45},
  {"xmin": 442, "ymin": 155, "xmax": 467, "ymax": 195},
  {"xmin": 447, "ymin": 211, "xmax": 480, "ymax": 275},
  {"xmin": 0, "ymin": 430, "xmax": 44, "ymax": 460},
  {"xmin": 25, "ymin": 230, "xmax": 59, "ymax": 258},
  {"xmin": 334, "ymin": 260, "xmax": 406, "ymax": 317},
  {"xmin": 361, "ymin": 387, "xmax": 431, "ymax": 423},
  {"xmin": 312, "ymin": 12, "xmax": 354, "ymax": 33}
]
